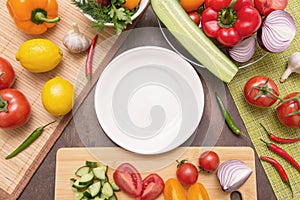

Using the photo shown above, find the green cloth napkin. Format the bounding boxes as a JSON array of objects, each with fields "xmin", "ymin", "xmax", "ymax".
[{"xmin": 227, "ymin": 1, "xmax": 300, "ymax": 199}]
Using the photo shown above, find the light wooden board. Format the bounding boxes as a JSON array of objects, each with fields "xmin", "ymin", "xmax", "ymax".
[
  {"xmin": 0, "ymin": 0, "xmax": 146, "ymax": 199},
  {"xmin": 55, "ymin": 146, "xmax": 257, "ymax": 199}
]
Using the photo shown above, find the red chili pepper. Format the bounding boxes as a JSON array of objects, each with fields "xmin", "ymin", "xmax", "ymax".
[
  {"xmin": 260, "ymin": 156, "xmax": 293, "ymax": 196},
  {"xmin": 260, "ymin": 139, "xmax": 300, "ymax": 172},
  {"xmin": 260, "ymin": 123, "xmax": 300, "ymax": 144},
  {"xmin": 85, "ymin": 34, "xmax": 98, "ymax": 81}
]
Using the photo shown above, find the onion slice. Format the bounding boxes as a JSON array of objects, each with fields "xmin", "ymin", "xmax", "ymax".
[
  {"xmin": 257, "ymin": 10, "xmax": 296, "ymax": 53},
  {"xmin": 217, "ymin": 160, "xmax": 252, "ymax": 192},
  {"xmin": 228, "ymin": 36, "xmax": 257, "ymax": 63}
]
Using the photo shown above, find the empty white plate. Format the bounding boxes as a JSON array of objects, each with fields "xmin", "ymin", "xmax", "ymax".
[{"xmin": 94, "ymin": 46, "xmax": 204, "ymax": 154}]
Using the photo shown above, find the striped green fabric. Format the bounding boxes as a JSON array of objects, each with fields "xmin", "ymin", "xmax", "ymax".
[{"xmin": 227, "ymin": 1, "xmax": 300, "ymax": 199}]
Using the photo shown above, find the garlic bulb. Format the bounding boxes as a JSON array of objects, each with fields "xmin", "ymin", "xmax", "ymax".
[
  {"xmin": 280, "ymin": 52, "xmax": 300, "ymax": 82},
  {"xmin": 217, "ymin": 160, "xmax": 252, "ymax": 192},
  {"xmin": 63, "ymin": 22, "xmax": 90, "ymax": 53}
]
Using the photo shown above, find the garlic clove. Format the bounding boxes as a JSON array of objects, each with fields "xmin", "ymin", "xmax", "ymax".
[{"xmin": 63, "ymin": 22, "xmax": 90, "ymax": 53}]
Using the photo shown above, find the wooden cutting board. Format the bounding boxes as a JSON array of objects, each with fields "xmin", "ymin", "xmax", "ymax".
[{"xmin": 55, "ymin": 146, "xmax": 257, "ymax": 199}]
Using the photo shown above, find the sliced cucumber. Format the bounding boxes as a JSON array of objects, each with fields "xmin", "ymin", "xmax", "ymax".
[
  {"xmin": 110, "ymin": 182, "xmax": 120, "ymax": 191},
  {"xmin": 75, "ymin": 166, "xmax": 90, "ymax": 176},
  {"xmin": 101, "ymin": 182, "xmax": 114, "ymax": 198},
  {"xmin": 74, "ymin": 191, "xmax": 84, "ymax": 200},
  {"xmin": 151, "ymin": 0, "xmax": 238, "ymax": 83},
  {"xmin": 86, "ymin": 161, "xmax": 98, "ymax": 167},
  {"xmin": 88, "ymin": 181, "xmax": 102, "ymax": 197},
  {"xmin": 72, "ymin": 179, "xmax": 91, "ymax": 190},
  {"xmin": 92, "ymin": 165, "xmax": 108, "ymax": 180},
  {"xmin": 109, "ymin": 194, "xmax": 118, "ymax": 200},
  {"xmin": 78, "ymin": 173, "xmax": 94, "ymax": 185}
]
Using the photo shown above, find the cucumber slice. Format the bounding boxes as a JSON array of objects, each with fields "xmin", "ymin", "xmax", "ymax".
[
  {"xmin": 88, "ymin": 181, "xmax": 101, "ymax": 197},
  {"xmin": 83, "ymin": 190, "xmax": 92, "ymax": 198},
  {"xmin": 110, "ymin": 182, "xmax": 120, "ymax": 191},
  {"xmin": 78, "ymin": 173, "xmax": 94, "ymax": 185},
  {"xmin": 86, "ymin": 161, "xmax": 98, "ymax": 167},
  {"xmin": 151, "ymin": 0, "xmax": 238, "ymax": 83},
  {"xmin": 74, "ymin": 191, "xmax": 84, "ymax": 200},
  {"xmin": 72, "ymin": 179, "xmax": 91, "ymax": 190},
  {"xmin": 109, "ymin": 194, "xmax": 118, "ymax": 200},
  {"xmin": 101, "ymin": 182, "xmax": 114, "ymax": 198},
  {"xmin": 75, "ymin": 166, "xmax": 90, "ymax": 177},
  {"xmin": 92, "ymin": 166, "xmax": 108, "ymax": 180}
]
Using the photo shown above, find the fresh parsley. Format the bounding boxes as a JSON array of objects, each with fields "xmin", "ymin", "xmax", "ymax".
[{"xmin": 72, "ymin": 0, "xmax": 138, "ymax": 34}]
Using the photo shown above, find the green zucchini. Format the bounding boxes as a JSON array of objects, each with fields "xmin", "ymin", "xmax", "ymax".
[{"xmin": 151, "ymin": 0, "xmax": 238, "ymax": 83}]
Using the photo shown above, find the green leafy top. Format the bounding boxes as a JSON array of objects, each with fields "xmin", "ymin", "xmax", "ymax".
[{"xmin": 72, "ymin": 0, "xmax": 139, "ymax": 35}]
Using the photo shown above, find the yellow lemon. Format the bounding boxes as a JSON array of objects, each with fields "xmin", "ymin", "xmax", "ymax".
[
  {"xmin": 41, "ymin": 76, "xmax": 74, "ymax": 116},
  {"xmin": 16, "ymin": 39, "xmax": 63, "ymax": 73}
]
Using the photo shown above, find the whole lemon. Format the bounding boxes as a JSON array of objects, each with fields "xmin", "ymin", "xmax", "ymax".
[
  {"xmin": 41, "ymin": 76, "xmax": 74, "ymax": 116},
  {"xmin": 16, "ymin": 39, "xmax": 63, "ymax": 73}
]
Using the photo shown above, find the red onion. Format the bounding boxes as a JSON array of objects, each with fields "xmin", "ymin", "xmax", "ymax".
[
  {"xmin": 217, "ymin": 160, "xmax": 252, "ymax": 192},
  {"xmin": 257, "ymin": 10, "xmax": 296, "ymax": 53},
  {"xmin": 228, "ymin": 36, "xmax": 257, "ymax": 63}
]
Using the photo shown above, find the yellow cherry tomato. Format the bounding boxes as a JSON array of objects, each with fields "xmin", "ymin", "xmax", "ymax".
[
  {"xmin": 122, "ymin": 0, "xmax": 141, "ymax": 10},
  {"xmin": 180, "ymin": 0, "xmax": 204, "ymax": 12}
]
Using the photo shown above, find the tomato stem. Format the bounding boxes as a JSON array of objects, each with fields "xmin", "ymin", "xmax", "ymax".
[
  {"xmin": 248, "ymin": 78, "xmax": 282, "ymax": 101},
  {"xmin": 0, "ymin": 95, "xmax": 8, "ymax": 112}
]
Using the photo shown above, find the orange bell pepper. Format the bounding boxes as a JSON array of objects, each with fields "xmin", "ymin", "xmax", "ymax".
[
  {"xmin": 164, "ymin": 178, "xmax": 187, "ymax": 200},
  {"xmin": 6, "ymin": 0, "xmax": 60, "ymax": 35},
  {"xmin": 187, "ymin": 182, "xmax": 210, "ymax": 200}
]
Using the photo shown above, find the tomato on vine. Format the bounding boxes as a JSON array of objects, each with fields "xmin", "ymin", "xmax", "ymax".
[
  {"xmin": 276, "ymin": 92, "xmax": 300, "ymax": 129},
  {"xmin": 176, "ymin": 160, "xmax": 199, "ymax": 186},
  {"xmin": 198, "ymin": 151, "xmax": 220, "ymax": 172},
  {"xmin": 244, "ymin": 76, "xmax": 280, "ymax": 108}
]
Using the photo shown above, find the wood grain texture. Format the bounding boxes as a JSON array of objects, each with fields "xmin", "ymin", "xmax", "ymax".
[{"xmin": 55, "ymin": 147, "xmax": 257, "ymax": 200}]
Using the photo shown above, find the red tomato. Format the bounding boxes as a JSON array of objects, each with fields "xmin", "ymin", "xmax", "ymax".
[
  {"xmin": 198, "ymin": 151, "xmax": 220, "ymax": 172},
  {"xmin": 113, "ymin": 163, "xmax": 143, "ymax": 197},
  {"xmin": 0, "ymin": 88, "xmax": 31, "ymax": 129},
  {"xmin": 136, "ymin": 173, "xmax": 165, "ymax": 200},
  {"xmin": 254, "ymin": 0, "xmax": 288, "ymax": 16},
  {"xmin": 276, "ymin": 92, "xmax": 300, "ymax": 129},
  {"xmin": 188, "ymin": 11, "xmax": 201, "ymax": 26},
  {"xmin": 244, "ymin": 76, "xmax": 279, "ymax": 108},
  {"xmin": 180, "ymin": 0, "xmax": 204, "ymax": 12},
  {"xmin": 0, "ymin": 57, "xmax": 15, "ymax": 90},
  {"xmin": 176, "ymin": 160, "xmax": 198, "ymax": 186}
]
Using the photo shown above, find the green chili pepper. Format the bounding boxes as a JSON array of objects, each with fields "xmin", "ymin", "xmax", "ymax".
[
  {"xmin": 215, "ymin": 92, "xmax": 243, "ymax": 136},
  {"xmin": 6, "ymin": 120, "xmax": 56, "ymax": 159}
]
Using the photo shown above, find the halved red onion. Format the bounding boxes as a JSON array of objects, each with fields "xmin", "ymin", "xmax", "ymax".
[
  {"xmin": 217, "ymin": 160, "xmax": 252, "ymax": 192},
  {"xmin": 257, "ymin": 10, "xmax": 296, "ymax": 53},
  {"xmin": 228, "ymin": 36, "xmax": 256, "ymax": 63}
]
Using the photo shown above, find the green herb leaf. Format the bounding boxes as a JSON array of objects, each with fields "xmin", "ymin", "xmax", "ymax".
[{"xmin": 72, "ymin": 0, "xmax": 137, "ymax": 34}]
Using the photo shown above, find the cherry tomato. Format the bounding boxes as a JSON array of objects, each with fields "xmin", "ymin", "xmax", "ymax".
[
  {"xmin": 136, "ymin": 173, "xmax": 164, "ymax": 200},
  {"xmin": 180, "ymin": 0, "xmax": 204, "ymax": 12},
  {"xmin": 0, "ymin": 57, "xmax": 15, "ymax": 90},
  {"xmin": 176, "ymin": 160, "xmax": 198, "ymax": 185},
  {"xmin": 276, "ymin": 92, "xmax": 300, "ymax": 129},
  {"xmin": 198, "ymin": 151, "xmax": 220, "ymax": 172},
  {"xmin": 164, "ymin": 178, "xmax": 187, "ymax": 200},
  {"xmin": 0, "ymin": 88, "xmax": 31, "ymax": 129},
  {"xmin": 188, "ymin": 11, "xmax": 201, "ymax": 26},
  {"xmin": 113, "ymin": 163, "xmax": 143, "ymax": 197},
  {"xmin": 254, "ymin": 0, "xmax": 288, "ymax": 16},
  {"xmin": 244, "ymin": 76, "xmax": 279, "ymax": 108}
]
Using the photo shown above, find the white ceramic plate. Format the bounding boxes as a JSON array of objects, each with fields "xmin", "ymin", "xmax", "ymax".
[{"xmin": 94, "ymin": 46, "xmax": 204, "ymax": 154}]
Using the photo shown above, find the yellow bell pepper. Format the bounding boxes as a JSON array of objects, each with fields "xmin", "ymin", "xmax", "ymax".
[
  {"xmin": 164, "ymin": 178, "xmax": 187, "ymax": 200},
  {"xmin": 187, "ymin": 182, "xmax": 210, "ymax": 200},
  {"xmin": 6, "ymin": 0, "xmax": 60, "ymax": 35}
]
